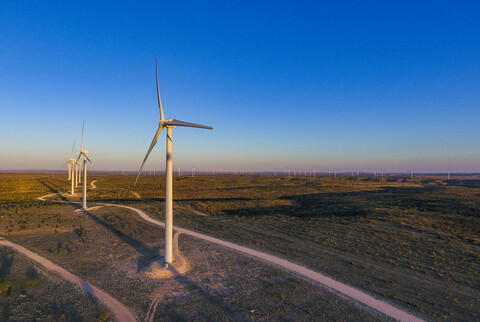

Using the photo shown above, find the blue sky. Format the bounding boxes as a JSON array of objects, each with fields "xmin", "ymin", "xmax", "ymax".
[{"xmin": 1, "ymin": 1, "xmax": 479, "ymax": 172}]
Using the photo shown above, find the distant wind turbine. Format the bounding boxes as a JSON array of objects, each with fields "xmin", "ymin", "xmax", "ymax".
[
  {"xmin": 74, "ymin": 150, "xmax": 79, "ymax": 188},
  {"xmin": 64, "ymin": 140, "xmax": 76, "ymax": 181},
  {"xmin": 71, "ymin": 166, "xmax": 75, "ymax": 195},
  {"xmin": 134, "ymin": 60, "xmax": 213, "ymax": 266},
  {"xmin": 75, "ymin": 150, "xmax": 81, "ymax": 186},
  {"xmin": 76, "ymin": 121, "xmax": 92, "ymax": 210}
]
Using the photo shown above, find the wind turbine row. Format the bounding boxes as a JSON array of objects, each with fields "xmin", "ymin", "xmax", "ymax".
[
  {"xmin": 64, "ymin": 122, "xmax": 92, "ymax": 210},
  {"xmin": 134, "ymin": 59, "xmax": 213, "ymax": 267}
]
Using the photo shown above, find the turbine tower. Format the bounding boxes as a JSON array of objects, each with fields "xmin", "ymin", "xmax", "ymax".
[
  {"xmin": 67, "ymin": 162, "xmax": 71, "ymax": 180},
  {"xmin": 75, "ymin": 160, "xmax": 80, "ymax": 188},
  {"xmin": 409, "ymin": 169, "xmax": 415, "ymax": 181},
  {"xmin": 74, "ymin": 151, "xmax": 79, "ymax": 188},
  {"xmin": 78, "ymin": 160, "xmax": 82, "ymax": 183},
  {"xmin": 64, "ymin": 140, "xmax": 76, "ymax": 181},
  {"xmin": 76, "ymin": 121, "xmax": 92, "ymax": 210},
  {"xmin": 135, "ymin": 60, "xmax": 213, "ymax": 266}
]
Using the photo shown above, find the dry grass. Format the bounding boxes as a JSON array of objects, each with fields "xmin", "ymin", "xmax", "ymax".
[{"xmin": 0, "ymin": 173, "xmax": 479, "ymax": 320}]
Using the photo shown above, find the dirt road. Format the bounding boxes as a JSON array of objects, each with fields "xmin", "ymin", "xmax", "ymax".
[{"xmin": 0, "ymin": 238, "xmax": 137, "ymax": 322}]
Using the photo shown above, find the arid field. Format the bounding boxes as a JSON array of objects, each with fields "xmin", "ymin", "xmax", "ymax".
[{"xmin": 0, "ymin": 172, "xmax": 479, "ymax": 321}]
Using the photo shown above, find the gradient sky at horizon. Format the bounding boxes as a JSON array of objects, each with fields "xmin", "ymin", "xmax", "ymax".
[{"xmin": 1, "ymin": 1, "xmax": 479, "ymax": 172}]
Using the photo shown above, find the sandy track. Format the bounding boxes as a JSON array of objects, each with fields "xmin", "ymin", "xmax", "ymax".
[{"xmin": 0, "ymin": 238, "xmax": 137, "ymax": 322}]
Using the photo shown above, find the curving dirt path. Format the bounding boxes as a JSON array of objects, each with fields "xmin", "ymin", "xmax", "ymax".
[
  {"xmin": 0, "ymin": 238, "xmax": 137, "ymax": 322},
  {"xmin": 98, "ymin": 198, "xmax": 423, "ymax": 321},
  {"xmin": 39, "ymin": 179, "xmax": 424, "ymax": 322}
]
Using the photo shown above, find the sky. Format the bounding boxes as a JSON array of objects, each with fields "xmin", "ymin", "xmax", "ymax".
[{"xmin": 1, "ymin": 1, "xmax": 479, "ymax": 173}]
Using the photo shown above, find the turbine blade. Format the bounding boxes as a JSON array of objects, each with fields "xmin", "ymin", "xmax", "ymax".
[
  {"xmin": 86, "ymin": 155, "xmax": 92, "ymax": 163},
  {"xmin": 163, "ymin": 119, "xmax": 213, "ymax": 130},
  {"xmin": 156, "ymin": 59, "xmax": 165, "ymax": 121},
  {"xmin": 76, "ymin": 152, "xmax": 82, "ymax": 163},
  {"xmin": 70, "ymin": 139, "xmax": 76, "ymax": 158},
  {"xmin": 81, "ymin": 120, "xmax": 85, "ymax": 151},
  {"xmin": 134, "ymin": 125, "xmax": 164, "ymax": 186}
]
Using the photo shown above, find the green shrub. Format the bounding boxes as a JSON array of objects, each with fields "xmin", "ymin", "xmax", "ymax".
[{"xmin": 98, "ymin": 311, "xmax": 110, "ymax": 321}]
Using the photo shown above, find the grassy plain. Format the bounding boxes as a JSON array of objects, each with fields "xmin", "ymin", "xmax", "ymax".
[{"xmin": 0, "ymin": 172, "xmax": 479, "ymax": 320}]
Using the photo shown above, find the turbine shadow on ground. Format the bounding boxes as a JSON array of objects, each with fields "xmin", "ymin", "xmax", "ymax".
[
  {"xmin": 79, "ymin": 208, "xmax": 163, "ymax": 272},
  {"xmin": 38, "ymin": 179, "xmax": 70, "ymax": 194},
  {"xmin": 38, "ymin": 180, "xmax": 80, "ymax": 206},
  {"xmin": 37, "ymin": 181, "xmax": 163, "ymax": 272}
]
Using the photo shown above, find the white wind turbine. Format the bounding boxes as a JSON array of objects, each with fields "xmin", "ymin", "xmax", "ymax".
[
  {"xmin": 76, "ymin": 122, "xmax": 92, "ymax": 210},
  {"xmin": 74, "ymin": 155, "xmax": 79, "ymax": 188},
  {"xmin": 409, "ymin": 169, "xmax": 415, "ymax": 181},
  {"xmin": 70, "ymin": 149, "xmax": 77, "ymax": 195},
  {"xmin": 135, "ymin": 60, "xmax": 213, "ymax": 266},
  {"xmin": 64, "ymin": 140, "xmax": 76, "ymax": 181}
]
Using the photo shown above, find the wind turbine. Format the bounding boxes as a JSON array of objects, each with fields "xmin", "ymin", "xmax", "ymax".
[
  {"xmin": 75, "ymin": 160, "xmax": 80, "ymax": 188},
  {"xmin": 76, "ymin": 121, "xmax": 92, "ymax": 210},
  {"xmin": 134, "ymin": 60, "xmax": 213, "ymax": 266},
  {"xmin": 409, "ymin": 169, "xmax": 415, "ymax": 181},
  {"xmin": 73, "ymin": 150, "xmax": 79, "ymax": 188},
  {"xmin": 64, "ymin": 140, "xmax": 76, "ymax": 181}
]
